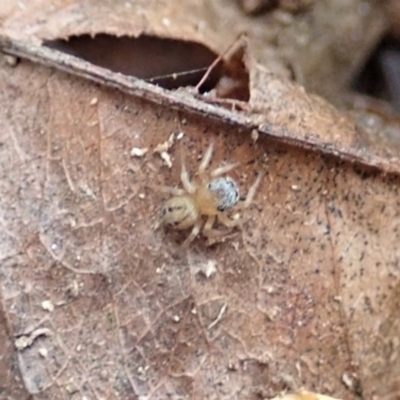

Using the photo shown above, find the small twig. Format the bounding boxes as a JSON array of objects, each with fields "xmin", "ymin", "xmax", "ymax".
[
  {"xmin": 208, "ymin": 303, "xmax": 228, "ymax": 330},
  {"xmin": 0, "ymin": 35, "xmax": 396, "ymax": 174},
  {"xmin": 195, "ymin": 33, "xmax": 247, "ymax": 92}
]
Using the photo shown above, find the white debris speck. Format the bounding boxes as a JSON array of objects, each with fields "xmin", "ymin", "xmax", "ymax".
[
  {"xmin": 137, "ymin": 365, "xmax": 149, "ymax": 375},
  {"xmin": 51, "ymin": 243, "xmax": 57, "ymax": 250},
  {"xmin": 41, "ymin": 300, "xmax": 54, "ymax": 312},
  {"xmin": 131, "ymin": 147, "xmax": 148, "ymax": 157},
  {"xmin": 177, "ymin": 132, "xmax": 185, "ymax": 140},
  {"xmin": 90, "ymin": 97, "xmax": 98, "ymax": 105},
  {"xmin": 154, "ymin": 133, "xmax": 175, "ymax": 153},
  {"xmin": 160, "ymin": 151, "xmax": 173, "ymax": 168},
  {"xmin": 198, "ymin": 260, "xmax": 217, "ymax": 278},
  {"xmin": 273, "ymin": 9, "xmax": 294, "ymax": 25},
  {"xmin": 79, "ymin": 183, "xmax": 96, "ymax": 199},
  {"xmin": 162, "ymin": 18, "xmax": 171, "ymax": 26},
  {"xmin": 265, "ymin": 306, "xmax": 281, "ymax": 321},
  {"xmin": 342, "ymin": 372, "xmax": 354, "ymax": 390},
  {"xmin": 4, "ymin": 55, "xmax": 18, "ymax": 67},
  {"xmin": 67, "ymin": 280, "xmax": 80, "ymax": 298},
  {"xmin": 233, "ymin": 212, "xmax": 241, "ymax": 220},
  {"xmin": 191, "ymin": 308, "xmax": 197, "ymax": 314},
  {"xmin": 15, "ymin": 336, "xmax": 31, "ymax": 350},
  {"xmin": 153, "ymin": 134, "xmax": 176, "ymax": 167},
  {"xmin": 231, "ymin": 241, "xmax": 239, "ymax": 251},
  {"xmin": 138, "ymin": 193, "xmax": 145, "ymax": 199},
  {"xmin": 291, "ymin": 184, "xmax": 301, "ymax": 191},
  {"xmin": 172, "ymin": 315, "xmax": 180, "ymax": 323},
  {"xmin": 38, "ymin": 347, "xmax": 48, "ymax": 358},
  {"xmin": 251, "ymin": 129, "xmax": 259, "ymax": 142},
  {"xmin": 168, "ymin": 133, "xmax": 176, "ymax": 147},
  {"xmin": 266, "ymin": 286, "xmax": 275, "ymax": 293}
]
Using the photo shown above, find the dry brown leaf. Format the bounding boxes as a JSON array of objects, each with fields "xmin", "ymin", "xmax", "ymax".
[
  {"xmin": 0, "ymin": 1, "xmax": 399, "ymax": 400},
  {"xmin": 1, "ymin": 50, "xmax": 400, "ymax": 400},
  {"xmin": 0, "ymin": 0, "xmax": 387, "ymax": 101}
]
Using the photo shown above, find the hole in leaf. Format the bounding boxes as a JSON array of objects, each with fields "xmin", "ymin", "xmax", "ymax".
[
  {"xmin": 45, "ymin": 34, "xmax": 223, "ymax": 93},
  {"xmin": 352, "ymin": 35, "xmax": 400, "ymax": 112},
  {"xmin": 45, "ymin": 34, "xmax": 250, "ymax": 101}
]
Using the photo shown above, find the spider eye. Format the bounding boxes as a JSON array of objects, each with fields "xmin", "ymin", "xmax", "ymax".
[{"xmin": 162, "ymin": 207, "xmax": 174, "ymax": 216}]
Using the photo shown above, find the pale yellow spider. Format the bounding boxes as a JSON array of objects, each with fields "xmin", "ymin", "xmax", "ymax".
[{"xmin": 159, "ymin": 141, "xmax": 263, "ymax": 247}]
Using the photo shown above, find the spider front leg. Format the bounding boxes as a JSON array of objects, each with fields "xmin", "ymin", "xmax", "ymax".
[
  {"xmin": 210, "ymin": 163, "xmax": 239, "ymax": 179},
  {"xmin": 156, "ymin": 185, "xmax": 186, "ymax": 196},
  {"xmin": 181, "ymin": 217, "xmax": 203, "ymax": 248},
  {"xmin": 180, "ymin": 160, "xmax": 196, "ymax": 194},
  {"xmin": 197, "ymin": 141, "xmax": 215, "ymax": 182}
]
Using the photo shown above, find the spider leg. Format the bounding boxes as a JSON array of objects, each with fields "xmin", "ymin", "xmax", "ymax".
[
  {"xmin": 198, "ymin": 141, "xmax": 238, "ymax": 182},
  {"xmin": 203, "ymin": 215, "xmax": 224, "ymax": 237},
  {"xmin": 204, "ymin": 215, "xmax": 241, "ymax": 247},
  {"xmin": 204, "ymin": 215, "xmax": 216, "ymax": 232},
  {"xmin": 181, "ymin": 218, "xmax": 203, "ymax": 248},
  {"xmin": 197, "ymin": 141, "xmax": 215, "ymax": 182},
  {"xmin": 181, "ymin": 160, "xmax": 196, "ymax": 193},
  {"xmin": 198, "ymin": 141, "xmax": 214, "ymax": 173},
  {"xmin": 215, "ymin": 172, "xmax": 263, "ymax": 231},
  {"xmin": 242, "ymin": 172, "xmax": 264, "ymax": 208},
  {"xmin": 210, "ymin": 162, "xmax": 239, "ymax": 178},
  {"xmin": 156, "ymin": 185, "xmax": 186, "ymax": 196},
  {"xmin": 218, "ymin": 212, "xmax": 241, "ymax": 228},
  {"xmin": 203, "ymin": 215, "xmax": 232, "ymax": 239}
]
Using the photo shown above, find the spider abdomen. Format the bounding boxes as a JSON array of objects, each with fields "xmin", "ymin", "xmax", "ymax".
[{"xmin": 208, "ymin": 177, "xmax": 240, "ymax": 211}]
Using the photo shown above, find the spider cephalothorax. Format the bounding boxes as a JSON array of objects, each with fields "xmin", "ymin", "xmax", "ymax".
[{"xmin": 159, "ymin": 141, "xmax": 262, "ymax": 247}]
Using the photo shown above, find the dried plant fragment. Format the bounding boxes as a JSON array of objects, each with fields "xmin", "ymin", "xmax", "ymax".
[
  {"xmin": 14, "ymin": 328, "xmax": 53, "ymax": 351},
  {"xmin": 270, "ymin": 391, "xmax": 343, "ymax": 400}
]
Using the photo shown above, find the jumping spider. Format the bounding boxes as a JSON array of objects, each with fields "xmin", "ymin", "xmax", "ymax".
[{"xmin": 159, "ymin": 141, "xmax": 263, "ymax": 247}]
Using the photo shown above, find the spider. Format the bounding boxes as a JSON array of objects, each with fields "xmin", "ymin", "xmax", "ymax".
[{"xmin": 159, "ymin": 141, "xmax": 263, "ymax": 247}]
